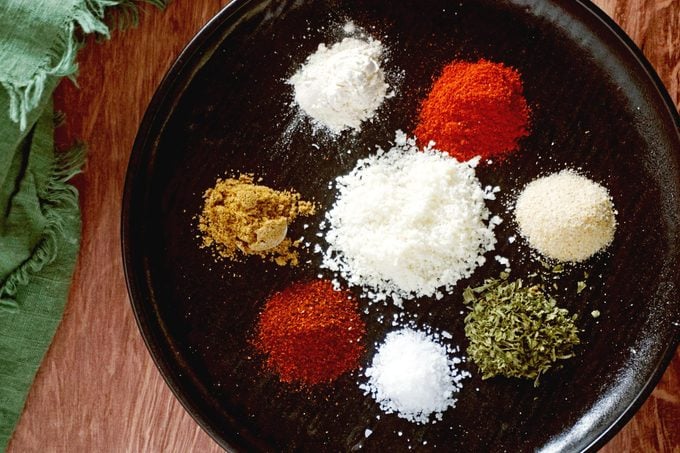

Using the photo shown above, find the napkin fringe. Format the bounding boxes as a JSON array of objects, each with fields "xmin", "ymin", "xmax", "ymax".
[
  {"xmin": 2, "ymin": 0, "xmax": 170, "ymax": 131},
  {"xmin": 0, "ymin": 144, "xmax": 85, "ymax": 312},
  {"xmin": 110, "ymin": 0, "xmax": 171, "ymax": 29}
]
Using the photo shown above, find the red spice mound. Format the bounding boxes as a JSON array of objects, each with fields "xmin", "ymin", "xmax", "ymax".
[
  {"xmin": 254, "ymin": 280, "xmax": 365, "ymax": 386},
  {"xmin": 415, "ymin": 59, "xmax": 531, "ymax": 161}
]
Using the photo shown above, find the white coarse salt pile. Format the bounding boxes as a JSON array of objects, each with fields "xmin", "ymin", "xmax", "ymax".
[
  {"xmin": 288, "ymin": 35, "xmax": 389, "ymax": 134},
  {"xmin": 514, "ymin": 170, "xmax": 617, "ymax": 262},
  {"xmin": 320, "ymin": 131, "xmax": 501, "ymax": 305},
  {"xmin": 360, "ymin": 327, "xmax": 470, "ymax": 424}
]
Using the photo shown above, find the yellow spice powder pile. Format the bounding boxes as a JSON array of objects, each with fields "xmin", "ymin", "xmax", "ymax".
[{"xmin": 198, "ymin": 174, "xmax": 316, "ymax": 266}]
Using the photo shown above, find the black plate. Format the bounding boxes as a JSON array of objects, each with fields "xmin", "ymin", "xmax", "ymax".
[{"xmin": 122, "ymin": 0, "xmax": 680, "ymax": 451}]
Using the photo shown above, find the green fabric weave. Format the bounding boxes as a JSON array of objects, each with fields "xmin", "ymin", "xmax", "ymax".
[
  {"xmin": 0, "ymin": 0, "xmax": 167, "ymax": 449},
  {"xmin": 0, "ymin": 100, "xmax": 81, "ymax": 448}
]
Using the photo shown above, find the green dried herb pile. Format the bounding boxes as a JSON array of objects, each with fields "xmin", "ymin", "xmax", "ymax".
[{"xmin": 462, "ymin": 273, "xmax": 580, "ymax": 386}]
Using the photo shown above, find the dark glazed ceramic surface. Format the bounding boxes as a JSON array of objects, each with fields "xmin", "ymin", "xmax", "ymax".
[{"xmin": 122, "ymin": 0, "xmax": 680, "ymax": 451}]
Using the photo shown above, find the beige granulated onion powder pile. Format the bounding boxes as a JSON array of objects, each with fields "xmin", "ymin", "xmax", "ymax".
[{"xmin": 514, "ymin": 170, "xmax": 617, "ymax": 262}]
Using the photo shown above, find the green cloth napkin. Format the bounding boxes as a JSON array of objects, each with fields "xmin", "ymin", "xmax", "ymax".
[{"xmin": 0, "ymin": 1, "xmax": 166, "ymax": 449}]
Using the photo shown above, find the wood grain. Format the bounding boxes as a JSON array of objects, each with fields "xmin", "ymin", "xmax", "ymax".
[{"xmin": 6, "ymin": 1, "xmax": 679, "ymax": 452}]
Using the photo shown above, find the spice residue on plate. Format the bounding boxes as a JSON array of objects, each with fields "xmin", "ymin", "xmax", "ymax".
[
  {"xmin": 415, "ymin": 59, "xmax": 530, "ymax": 161},
  {"xmin": 514, "ymin": 170, "xmax": 617, "ymax": 262},
  {"xmin": 319, "ymin": 131, "xmax": 501, "ymax": 305},
  {"xmin": 360, "ymin": 327, "xmax": 470, "ymax": 424},
  {"xmin": 253, "ymin": 280, "xmax": 365, "ymax": 386},
  {"xmin": 462, "ymin": 272, "xmax": 580, "ymax": 386},
  {"xmin": 288, "ymin": 30, "xmax": 390, "ymax": 134},
  {"xmin": 198, "ymin": 174, "xmax": 316, "ymax": 266}
]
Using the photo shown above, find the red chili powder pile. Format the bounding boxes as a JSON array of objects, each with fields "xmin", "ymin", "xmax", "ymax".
[
  {"xmin": 415, "ymin": 59, "xmax": 531, "ymax": 162},
  {"xmin": 253, "ymin": 280, "xmax": 365, "ymax": 386}
]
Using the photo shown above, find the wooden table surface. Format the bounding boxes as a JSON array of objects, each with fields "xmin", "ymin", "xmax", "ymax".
[{"xmin": 6, "ymin": 1, "xmax": 679, "ymax": 451}]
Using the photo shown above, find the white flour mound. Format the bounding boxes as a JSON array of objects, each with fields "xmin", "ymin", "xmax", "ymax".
[
  {"xmin": 320, "ymin": 131, "xmax": 501, "ymax": 305},
  {"xmin": 288, "ymin": 36, "xmax": 389, "ymax": 134}
]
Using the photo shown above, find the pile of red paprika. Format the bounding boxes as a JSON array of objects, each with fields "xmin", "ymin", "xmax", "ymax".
[
  {"xmin": 253, "ymin": 280, "xmax": 365, "ymax": 386},
  {"xmin": 415, "ymin": 59, "xmax": 531, "ymax": 162}
]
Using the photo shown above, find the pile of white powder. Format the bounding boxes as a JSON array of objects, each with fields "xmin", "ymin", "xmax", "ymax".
[
  {"xmin": 320, "ymin": 131, "xmax": 501, "ymax": 305},
  {"xmin": 360, "ymin": 327, "xmax": 470, "ymax": 424},
  {"xmin": 514, "ymin": 170, "xmax": 617, "ymax": 262},
  {"xmin": 288, "ymin": 34, "xmax": 389, "ymax": 134}
]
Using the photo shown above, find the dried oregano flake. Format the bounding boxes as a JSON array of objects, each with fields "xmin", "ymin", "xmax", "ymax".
[{"xmin": 462, "ymin": 273, "xmax": 580, "ymax": 386}]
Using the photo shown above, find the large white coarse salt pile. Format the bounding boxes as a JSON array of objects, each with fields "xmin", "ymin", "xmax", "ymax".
[
  {"xmin": 288, "ymin": 36, "xmax": 389, "ymax": 134},
  {"xmin": 514, "ymin": 170, "xmax": 617, "ymax": 262},
  {"xmin": 320, "ymin": 131, "xmax": 501, "ymax": 305},
  {"xmin": 360, "ymin": 327, "xmax": 470, "ymax": 424}
]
